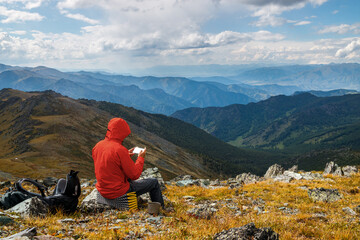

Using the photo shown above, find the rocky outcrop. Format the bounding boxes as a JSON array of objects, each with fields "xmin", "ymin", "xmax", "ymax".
[
  {"xmin": 323, "ymin": 161, "xmax": 338, "ymax": 175},
  {"xmin": 274, "ymin": 171, "xmax": 323, "ymax": 183},
  {"xmin": 5, "ymin": 197, "xmax": 48, "ymax": 217},
  {"xmin": 288, "ymin": 165, "xmax": 298, "ymax": 172},
  {"xmin": 264, "ymin": 164, "xmax": 284, "ymax": 179},
  {"xmin": 168, "ymin": 175, "xmax": 210, "ymax": 187},
  {"xmin": 235, "ymin": 173, "xmax": 261, "ymax": 184},
  {"xmin": 308, "ymin": 188, "xmax": 342, "ymax": 202},
  {"xmin": 187, "ymin": 203, "xmax": 218, "ymax": 219},
  {"xmin": 79, "ymin": 189, "xmax": 112, "ymax": 213},
  {"xmin": 2, "ymin": 227, "xmax": 37, "ymax": 240},
  {"xmin": 342, "ymin": 166, "xmax": 358, "ymax": 177},
  {"xmin": 323, "ymin": 161, "xmax": 358, "ymax": 176},
  {"xmin": 139, "ymin": 167, "xmax": 166, "ymax": 190},
  {"xmin": 342, "ymin": 207, "xmax": 357, "ymax": 216},
  {"xmin": 213, "ymin": 222, "xmax": 279, "ymax": 240}
]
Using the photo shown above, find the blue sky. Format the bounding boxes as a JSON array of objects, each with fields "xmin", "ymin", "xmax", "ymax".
[{"xmin": 0, "ymin": 0, "xmax": 359, "ymax": 74}]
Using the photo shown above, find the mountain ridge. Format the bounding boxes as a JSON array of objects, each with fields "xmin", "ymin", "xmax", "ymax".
[
  {"xmin": 0, "ymin": 88, "xmax": 287, "ymax": 180},
  {"xmin": 0, "ymin": 89, "xmax": 213, "ymax": 180},
  {"xmin": 172, "ymin": 93, "xmax": 360, "ymax": 170}
]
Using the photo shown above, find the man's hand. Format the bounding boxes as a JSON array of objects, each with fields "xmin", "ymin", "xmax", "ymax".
[
  {"xmin": 128, "ymin": 147, "xmax": 135, "ymax": 157},
  {"xmin": 139, "ymin": 147, "xmax": 147, "ymax": 158}
]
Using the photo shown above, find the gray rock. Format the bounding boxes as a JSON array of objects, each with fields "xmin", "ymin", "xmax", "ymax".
[
  {"xmin": 278, "ymin": 207, "xmax": 299, "ymax": 215},
  {"xmin": 302, "ymin": 172, "xmax": 323, "ymax": 180},
  {"xmin": 58, "ymin": 218, "xmax": 75, "ymax": 223},
  {"xmin": 354, "ymin": 205, "xmax": 360, "ymax": 214},
  {"xmin": 323, "ymin": 161, "xmax": 338, "ymax": 175},
  {"xmin": 176, "ymin": 179, "xmax": 199, "ymax": 187},
  {"xmin": 146, "ymin": 216, "xmax": 163, "ymax": 224},
  {"xmin": 288, "ymin": 165, "xmax": 298, "ymax": 172},
  {"xmin": 342, "ymin": 207, "xmax": 357, "ymax": 216},
  {"xmin": 139, "ymin": 167, "xmax": 166, "ymax": 190},
  {"xmin": 210, "ymin": 179, "xmax": 220, "ymax": 186},
  {"xmin": 3, "ymin": 227, "xmax": 37, "ymax": 240},
  {"xmin": 81, "ymin": 181, "xmax": 91, "ymax": 188},
  {"xmin": 172, "ymin": 175, "xmax": 193, "ymax": 181},
  {"xmin": 199, "ymin": 179, "xmax": 210, "ymax": 187},
  {"xmin": 323, "ymin": 162, "xmax": 357, "ymax": 177},
  {"xmin": 183, "ymin": 196, "xmax": 195, "ymax": 201},
  {"xmin": 342, "ymin": 166, "xmax": 358, "ymax": 177},
  {"xmin": 228, "ymin": 182, "xmax": 243, "ymax": 189},
  {"xmin": 323, "ymin": 161, "xmax": 344, "ymax": 176},
  {"xmin": 79, "ymin": 188, "xmax": 112, "ymax": 213},
  {"xmin": 264, "ymin": 164, "xmax": 284, "ymax": 179},
  {"xmin": 308, "ymin": 188, "xmax": 342, "ymax": 202},
  {"xmin": 283, "ymin": 171, "xmax": 303, "ymax": 180},
  {"xmin": 0, "ymin": 215, "xmax": 15, "ymax": 226},
  {"xmin": 42, "ymin": 177, "xmax": 58, "ymax": 187},
  {"xmin": 333, "ymin": 167, "xmax": 344, "ymax": 176},
  {"xmin": 253, "ymin": 206, "xmax": 265, "ymax": 214},
  {"xmin": 236, "ymin": 173, "xmax": 261, "ymax": 184},
  {"xmin": 273, "ymin": 175, "xmax": 293, "ymax": 183},
  {"xmin": 187, "ymin": 204, "xmax": 218, "ymax": 219},
  {"xmin": 34, "ymin": 235, "xmax": 62, "ymax": 240},
  {"xmin": 5, "ymin": 197, "xmax": 48, "ymax": 217},
  {"xmin": 213, "ymin": 222, "xmax": 279, "ymax": 240}
]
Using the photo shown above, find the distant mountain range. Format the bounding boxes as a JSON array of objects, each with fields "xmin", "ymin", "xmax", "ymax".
[
  {"xmin": 0, "ymin": 88, "xmax": 287, "ymax": 180},
  {"xmin": 172, "ymin": 93, "xmax": 360, "ymax": 169},
  {"xmin": 1, "ymin": 63, "xmax": 359, "ymax": 115},
  {"xmin": 234, "ymin": 63, "xmax": 360, "ymax": 91},
  {"xmin": 0, "ymin": 64, "xmax": 257, "ymax": 115}
]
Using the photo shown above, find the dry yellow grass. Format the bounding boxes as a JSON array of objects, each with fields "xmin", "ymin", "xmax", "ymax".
[{"xmin": 1, "ymin": 173, "xmax": 360, "ymax": 239}]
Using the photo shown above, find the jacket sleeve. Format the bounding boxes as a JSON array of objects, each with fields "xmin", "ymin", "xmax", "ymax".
[{"xmin": 117, "ymin": 147, "xmax": 144, "ymax": 180}]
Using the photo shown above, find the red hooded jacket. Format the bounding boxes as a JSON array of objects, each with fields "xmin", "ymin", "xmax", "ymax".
[{"xmin": 92, "ymin": 118, "xmax": 144, "ymax": 199}]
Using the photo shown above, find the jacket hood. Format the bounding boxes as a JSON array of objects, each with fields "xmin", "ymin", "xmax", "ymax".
[{"xmin": 105, "ymin": 118, "xmax": 131, "ymax": 142}]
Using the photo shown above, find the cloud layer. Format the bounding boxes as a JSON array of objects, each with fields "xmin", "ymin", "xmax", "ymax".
[{"xmin": 0, "ymin": 0, "xmax": 358, "ymax": 72}]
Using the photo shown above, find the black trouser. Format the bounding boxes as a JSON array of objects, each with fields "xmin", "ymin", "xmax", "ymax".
[{"xmin": 127, "ymin": 178, "xmax": 164, "ymax": 207}]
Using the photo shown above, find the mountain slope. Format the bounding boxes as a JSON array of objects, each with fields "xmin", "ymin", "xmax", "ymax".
[
  {"xmin": 80, "ymin": 99, "xmax": 286, "ymax": 176},
  {"xmin": 0, "ymin": 88, "xmax": 286, "ymax": 180},
  {"xmin": 172, "ymin": 93, "xmax": 360, "ymax": 154},
  {"xmin": 0, "ymin": 89, "xmax": 214, "ymax": 180}
]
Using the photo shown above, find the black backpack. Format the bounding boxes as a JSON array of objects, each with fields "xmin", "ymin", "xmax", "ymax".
[{"xmin": 0, "ymin": 170, "xmax": 81, "ymax": 213}]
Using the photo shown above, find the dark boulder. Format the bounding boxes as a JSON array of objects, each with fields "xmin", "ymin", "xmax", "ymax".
[
  {"xmin": 214, "ymin": 222, "xmax": 279, "ymax": 240},
  {"xmin": 308, "ymin": 188, "xmax": 342, "ymax": 202}
]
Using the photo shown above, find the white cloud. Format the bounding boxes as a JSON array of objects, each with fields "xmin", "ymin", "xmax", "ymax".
[
  {"xmin": 247, "ymin": 0, "xmax": 326, "ymax": 27},
  {"xmin": 251, "ymin": 6, "xmax": 287, "ymax": 27},
  {"xmin": 335, "ymin": 38, "xmax": 360, "ymax": 58},
  {"xmin": 0, "ymin": 6, "xmax": 44, "ymax": 23},
  {"xmin": 319, "ymin": 23, "xmax": 360, "ymax": 35},
  {"xmin": 332, "ymin": 10, "xmax": 339, "ymax": 14},
  {"xmin": 10, "ymin": 30, "xmax": 26, "ymax": 35},
  {"xmin": 24, "ymin": 0, "xmax": 45, "ymax": 9},
  {"xmin": 63, "ymin": 11, "xmax": 98, "ymax": 24},
  {"xmin": 0, "ymin": 0, "xmax": 45, "ymax": 9},
  {"xmin": 1, "ymin": 0, "xmax": 357, "ymax": 72},
  {"xmin": 294, "ymin": 21, "xmax": 311, "ymax": 26}
]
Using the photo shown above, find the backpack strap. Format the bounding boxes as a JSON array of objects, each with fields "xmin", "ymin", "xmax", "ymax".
[{"xmin": 15, "ymin": 178, "xmax": 47, "ymax": 198}]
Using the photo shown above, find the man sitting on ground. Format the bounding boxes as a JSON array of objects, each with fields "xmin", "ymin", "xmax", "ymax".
[{"xmin": 92, "ymin": 117, "xmax": 164, "ymax": 208}]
